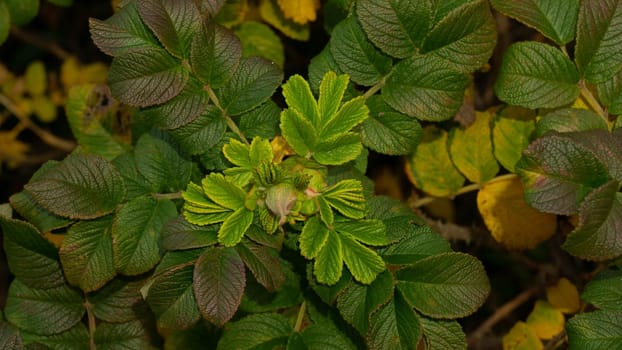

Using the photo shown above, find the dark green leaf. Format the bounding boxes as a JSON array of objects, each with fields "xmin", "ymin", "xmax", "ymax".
[
  {"xmin": 490, "ymin": 0, "xmax": 579, "ymax": 45},
  {"xmin": 360, "ymin": 95, "xmax": 422, "ymax": 155},
  {"xmin": 218, "ymin": 57, "xmax": 283, "ymax": 116},
  {"xmin": 567, "ymin": 310, "xmax": 622, "ymax": 350},
  {"xmin": 90, "ymin": 279, "xmax": 146, "ymax": 323},
  {"xmin": 298, "ymin": 323, "xmax": 357, "ymax": 350},
  {"xmin": 4, "ymin": 279, "xmax": 84, "ymax": 336},
  {"xmin": 366, "ymin": 290, "xmax": 422, "ymax": 350},
  {"xmin": 598, "ymin": 70, "xmax": 622, "ymax": 115},
  {"xmin": 575, "ymin": 0, "xmax": 622, "ymax": 83},
  {"xmin": 89, "ymin": 1, "xmax": 160, "ymax": 56},
  {"xmin": 22, "ymin": 323, "xmax": 89, "ymax": 350},
  {"xmin": 308, "ymin": 266, "xmax": 351, "ymax": 305},
  {"xmin": 356, "ymin": 0, "xmax": 429, "ymax": 58},
  {"xmin": 137, "ymin": 0, "xmax": 200, "ymax": 58},
  {"xmin": 420, "ymin": 317, "xmax": 467, "ymax": 350},
  {"xmin": 191, "ymin": 20, "xmax": 241, "ymax": 88},
  {"xmin": 194, "ymin": 247, "xmax": 246, "ymax": 326},
  {"xmin": 134, "ymin": 132, "xmax": 192, "ymax": 193},
  {"xmin": 147, "ymin": 264, "xmax": 200, "ymax": 330},
  {"xmin": 582, "ymin": 269, "xmax": 622, "ymax": 311},
  {"xmin": 240, "ymin": 260, "xmax": 302, "ymax": 314},
  {"xmin": 308, "ymin": 44, "xmax": 347, "ymax": 95},
  {"xmin": 161, "ymin": 215, "xmax": 218, "ymax": 250},
  {"xmin": 492, "ymin": 106, "xmax": 536, "ymax": 172},
  {"xmin": 235, "ymin": 21, "xmax": 284, "ymax": 68},
  {"xmin": 0, "ymin": 216, "xmax": 65, "ymax": 289},
  {"xmin": 239, "ymin": 100, "xmax": 281, "ymax": 139},
  {"xmin": 563, "ymin": 180, "xmax": 622, "ymax": 260},
  {"xmin": 108, "ymin": 47, "xmax": 188, "ymax": 107},
  {"xmin": 60, "ymin": 216, "xmax": 116, "ymax": 292},
  {"xmin": 113, "ymin": 196, "xmax": 177, "ymax": 275},
  {"xmin": 0, "ymin": 321, "xmax": 23, "ymax": 350},
  {"xmin": 111, "ymin": 153, "xmax": 153, "ymax": 198},
  {"xmin": 170, "ymin": 105, "xmax": 227, "ymax": 155},
  {"xmin": 216, "ymin": 313, "xmax": 292, "ymax": 350},
  {"xmin": 5, "ymin": 0, "xmax": 38, "ymax": 26},
  {"xmin": 396, "ymin": 252, "xmax": 490, "ymax": 318},
  {"xmin": 94, "ymin": 320, "xmax": 154, "ymax": 350},
  {"xmin": 495, "ymin": 41, "xmax": 579, "ymax": 108},
  {"xmin": 536, "ymin": 108, "xmax": 609, "ymax": 137},
  {"xmin": 329, "ymin": 15, "xmax": 392, "ymax": 86},
  {"xmin": 236, "ymin": 240, "xmax": 285, "ymax": 292},
  {"xmin": 422, "ymin": 0, "xmax": 496, "ymax": 73},
  {"xmin": 383, "ymin": 55, "xmax": 468, "ymax": 121},
  {"xmin": 380, "ymin": 225, "xmax": 451, "ymax": 265},
  {"xmin": 24, "ymin": 153, "xmax": 125, "ymax": 220},
  {"xmin": 336, "ymin": 270, "xmax": 394, "ymax": 334}
]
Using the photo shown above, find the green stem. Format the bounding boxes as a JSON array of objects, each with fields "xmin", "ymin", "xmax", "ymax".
[
  {"xmin": 578, "ymin": 80, "xmax": 609, "ymax": 127},
  {"xmin": 294, "ymin": 300, "xmax": 307, "ymax": 332},
  {"xmin": 205, "ymin": 85, "xmax": 249, "ymax": 145},
  {"xmin": 84, "ymin": 298, "xmax": 97, "ymax": 350},
  {"xmin": 363, "ymin": 76, "xmax": 387, "ymax": 100},
  {"xmin": 153, "ymin": 192, "xmax": 183, "ymax": 200},
  {"xmin": 412, "ymin": 173, "xmax": 518, "ymax": 208}
]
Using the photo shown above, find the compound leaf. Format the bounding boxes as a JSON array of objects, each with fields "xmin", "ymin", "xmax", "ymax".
[
  {"xmin": 170, "ymin": 105, "xmax": 227, "ymax": 155},
  {"xmin": 299, "ymin": 216, "xmax": 329, "ymax": 259},
  {"xmin": 314, "ymin": 230, "xmax": 343, "ymax": 285},
  {"xmin": 322, "ymin": 179, "xmax": 366, "ymax": 219},
  {"xmin": 340, "ymin": 233, "xmax": 386, "ymax": 284},
  {"xmin": 191, "ymin": 20, "xmax": 241, "ymax": 88},
  {"xmin": 134, "ymin": 132, "xmax": 192, "ymax": 193}
]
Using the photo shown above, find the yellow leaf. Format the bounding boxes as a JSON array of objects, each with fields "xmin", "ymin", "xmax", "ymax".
[
  {"xmin": 61, "ymin": 57, "xmax": 81, "ymax": 88},
  {"xmin": 0, "ymin": 131, "xmax": 29, "ymax": 168},
  {"xmin": 503, "ymin": 321, "xmax": 543, "ymax": 350},
  {"xmin": 477, "ymin": 175, "xmax": 557, "ymax": 250},
  {"xmin": 526, "ymin": 300, "xmax": 565, "ymax": 340},
  {"xmin": 81, "ymin": 62, "xmax": 108, "ymax": 84},
  {"xmin": 32, "ymin": 95, "xmax": 58, "ymax": 123},
  {"xmin": 43, "ymin": 231, "xmax": 65, "ymax": 248},
  {"xmin": 277, "ymin": 0, "xmax": 319, "ymax": 25},
  {"xmin": 260, "ymin": 0, "xmax": 310, "ymax": 40},
  {"xmin": 25, "ymin": 61, "xmax": 47, "ymax": 96},
  {"xmin": 271, "ymin": 135, "xmax": 294, "ymax": 163},
  {"xmin": 572, "ymin": 96, "xmax": 589, "ymax": 110},
  {"xmin": 546, "ymin": 277, "xmax": 580, "ymax": 314}
]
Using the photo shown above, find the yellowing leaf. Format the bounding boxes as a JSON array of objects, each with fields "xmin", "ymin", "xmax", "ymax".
[
  {"xmin": 81, "ymin": 62, "xmax": 108, "ymax": 84},
  {"xmin": 526, "ymin": 300, "xmax": 565, "ymax": 340},
  {"xmin": 477, "ymin": 175, "xmax": 557, "ymax": 250},
  {"xmin": 0, "ymin": 131, "xmax": 29, "ymax": 168},
  {"xmin": 32, "ymin": 95, "xmax": 58, "ymax": 123},
  {"xmin": 503, "ymin": 321, "xmax": 543, "ymax": 350},
  {"xmin": 61, "ymin": 57, "xmax": 108, "ymax": 88},
  {"xmin": 260, "ymin": 0, "xmax": 310, "ymax": 40},
  {"xmin": 43, "ymin": 231, "xmax": 65, "ymax": 248},
  {"xmin": 24, "ymin": 61, "xmax": 47, "ymax": 96},
  {"xmin": 277, "ymin": 0, "xmax": 319, "ymax": 25},
  {"xmin": 270, "ymin": 135, "xmax": 294, "ymax": 163},
  {"xmin": 546, "ymin": 277, "xmax": 580, "ymax": 314},
  {"xmin": 61, "ymin": 57, "xmax": 81, "ymax": 88},
  {"xmin": 571, "ymin": 95, "xmax": 589, "ymax": 110}
]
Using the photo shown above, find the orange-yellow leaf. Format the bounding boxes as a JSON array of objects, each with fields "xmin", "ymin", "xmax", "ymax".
[
  {"xmin": 503, "ymin": 321, "xmax": 543, "ymax": 350},
  {"xmin": 43, "ymin": 231, "xmax": 65, "ymax": 248},
  {"xmin": 526, "ymin": 300, "xmax": 565, "ymax": 340},
  {"xmin": 277, "ymin": 0, "xmax": 319, "ymax": 25},
  {"xmin": 546, "ymin": 277, "xmax": 580, "ymax": 314},
  {"xmin": 271, "ymin": 135, "xmax": 294, "ymax": 163},
  {"xmin": 477, "ymin": 175, "xmax": 557, "ymax": 250}
]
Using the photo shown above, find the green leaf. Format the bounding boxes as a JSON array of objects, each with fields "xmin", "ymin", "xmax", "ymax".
[
  {"xmin": 420, "ymin": 317, "xmax": 467, "ymax": 350},
  {"xmin": 113, "ymin": 196, "xmax": 177, "ymax": 275},
  {"xmin": 22, "ymin": 323, "xmax": 89, "ymax": 350},
  {"xmin": 422, "ymin": 0, "xmax": 496, "ymax": 73},
  {"xmin": 4, "ymin": 279, "xmax": 84, "ymax": 336},
  {"xmin": 490, "ymin": 0, "xmax": 579, "ymax": 45},
  {"xmin": 314, "ymin": 133, "xmax": 363, "ymax": 165},
  {"xmin": 170, "ymin": 105, "xmax": 227, "ymax": 155},
  {"xmin": 329, "ymin": 15, "xmax": 392, "ymax": 86},
  {"xmin": 492, "ymin": 106, "xmax": 536, "ymax": 172},
  {"xmin": 216, "ymin": 313, "xmax": 292, "ymax": 350},
  {"xmin": 24, "ymin": 153, "xmax": 125, "ymax": 220},
  {"xmin": 137, "ymin": 0, "xmax": 200, "ymax": 58},
  {"xmin": 111, "ymin": 153, "xmax": 153, "ymax": 199},
  {"xmin": 89, "ymin": 279, "xmax": 146, "ymax": 323},
  {"xmin": 366, "ymin": 290, "xmax": 422, "ymax": 350},
  {"xmin": 308, "ymin": 43, "xmax": 347, "ymax": 95},
  {"xmin": 239, "ymin": 100, "xmax": 281, "ymax": 139},
  {"xmin": 219, "ymin": 207, "xmax": 254, "ymax": 247},
  {"xmin": 89, "ymin": 1, "xmax": 160, "ymax": 56},
  {"xmin": 319, "ymin": 96, "xmax": 368, "ymax": 139},
  {"xmin": 380, "ymin": 225, "xmax": 451, "ymax": 265},
  {"xmin": 108, "ymin": 47, "xmax": 188, "ymax": 107},
  {"xmin": 66, "ymin": 85, "xmax": 126, "ymax": 160},
  {"xmin": 236, "ymin": 240, "xmax": 285, "ymax": 292},
  {"xmin": 0, "ymin": 3, "xmax": 9, "ymax": 46},
  {"xmin": 536, "ymin": 108, "xmax": 609, "ymax": 137},
  {"xmin": 94, "ymin": 320, "xmax": 154, "ymax": 350},
  {"xmin": 449, "ymin": 111, "xmax": 499, "ymax": 183},
  {"xmin": 134, "ymin": 132, "xmax": 192, "ymax": 193},
  {"xmin": 191, "ymin": 20, "xmax": 241, "ymax": 88},
  {"xmin": 336, "ymin": 270, "xmax": 394, "ymax": 334},
  {"xmin": 598, "ymin": 70, "xmax": 622, "ymax": 115},
  {"xmin": 563, "ymin": 180, "xmax": 622, "ymax": 260},
  {"xmin": 235, "ymin": 21, "xmax": 285, "ymax": 68},
  {"xmin": 161, "ymin": 215, "xmax": 218, "ymax": 250},
  {"xmin": 259, "ymin": 0, "xmax": 310, "ymax": 40},
  {"xmin": 356, "ymin": 0, "xmax": 429, "ymax": 58},
  {"xmin": 322, "ymin": 179, "xmax": 366, "ymax": 219},
  {"xmin": 318, "ymin": 71, "xmax": 349, "ymax": 126},
  {"xmin": 383, "ymin": 55, "xmax": 469, "ymax": 121},
  {"xmin": 155, "ymin": 249, "xmax": 202, "ymax": 275},
  {"xmin": 196, "ymin": 0, "xmax": 226, "ymax": 16},
  {"xmin": 314, "ymin": 230, "xmax": 343, "ymax": 285},
  {"xmin": 282, "ymin": 74, "xmax": 321, "ymax": 129},
  {"xmin": 147, "ymin": 264, "xmax": 200, "ymax": 330},
  {"xmin": 201, "ymin": 173, "xmax": 246, "ymax": 210},
  {"xmin": 340, "ymin": 233, "xmax": 386, "ymax": 284},
  {"xmin": 218, "ymin": 56, "xmax": 283, "ymax": 116},
  {"xmin": 300, "ymin": 216, "xmax": 330, "ymax": 259},
  {"xmin": 280, "ymin": 109, "xmax": 317, "ymax": 157},
  {"xmin": 193, "ymin": 247, "xmax": 246, "ymax": 326},
  {"xmin": 406, "ymin": 126, "xmax": 465, "ymax": 197},
  {"xmin": 567, "ymin": 310, "xmax": 622, "ymax": 350},
  {"xmin": 360, "ymin": 95, "xmax": 422, "ymax": 155},
  {"xmin": 396, "ymin": 252, "xmax": 490, "ymax": 318},
  {"xmin": 60, "ymin": 216, "xmax": 116, "ymax": 292},
  {"xmin": 0, "ymin": 321, "xmax": 22, "ymax": 350},
  {"xmin": 581, "ymin": 269, "xmax": 622, "ymax": 311},
  {"xmin": 517, "ymin": 132, "xmax": 611, "ymax": 215},
  {"xmin": 140, "ymin": 77, "xmax": 210, "ymax": 130},
  {"xmin": 5, "ymin": 0, "xmax": 38, "ymax": 26},
  {"xmin": 495, "ymin": 41, "xmax": 580, "ymax": 108},
  {"xmin": 298, "ymin": 323, "xmax": 357, "ymax": 350},
  {"xmin": 575, "ymin": 0, "xmax": 622, "ymax": 83},
  {"xmin": 334, "ymin": 219, "xmax": 387, "ymax": 246}
]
